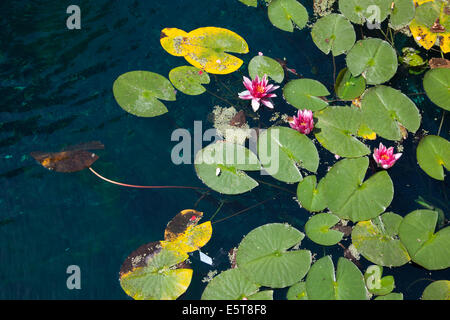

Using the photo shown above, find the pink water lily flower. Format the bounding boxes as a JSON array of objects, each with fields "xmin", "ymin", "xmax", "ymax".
[
  {"xmin": 289, "ymin": 109, "xmax": 314, "ymax": 134},
  {"xmin": 238, "ymin": 74, "xmax": 279, "ymax": 112},
  {"xmin": 373, "ymin": 143, "xmax": 402, "ymax": 169}
]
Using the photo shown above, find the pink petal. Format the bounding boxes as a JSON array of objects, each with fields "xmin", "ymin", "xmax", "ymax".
[
  {"xmin": 243, "ymin": 77, "xmax": 253, "ymax": 91},
  {"xmin": 261, "ymin": 99, "xmax": 274, "ymax": 109},
  {"xmin": 252, "ymin": 99, "xmax": 261, "ymax": 112}
]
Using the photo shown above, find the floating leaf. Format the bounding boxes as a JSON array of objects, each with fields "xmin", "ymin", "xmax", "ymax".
[
  {"xmin": 338, "ymin": 0, "xmax": 392, "ymax": 25},
  {"xmin": 194, "ymin": 141, "xmax": 261, "ymax": 194},
  {"xmin": 169, "ymin": 66, "xmax": 210, "ymax": 96},
  {"xmin": 314, "ymin": 106, "xmax": 371, "ymax": 158},
  {"xmin": 236, "ymin": 223, "xmax": 312, "ymax": 288},
  {"xmin": 296, "ymin": 175, "xmax": 327, "ymax": 212},
  {"xmin": 423, "ymin": 68, "xmax": 450, "ymax": 111},
  {"xmin": 306, "ymin": 256, "xmax": 369, "ymax": 300},
  {"xmin": 364, "ymin": 265, "xmax": 395, "ymax": 296},
  {"xmin": 268, "ymin": 0, "xmax": 309, "ymax": 32},
  {"xmin": 160, "ymin": 27, "xmax": 249, "ymax": 74},
  {"xmin": 352, "ymin": 212, "xmax": 411, "ymax": 267},
  {"xmin": 283, "ymin": 79, "xmax": 330, "ymax": 111},
  {"xmin": 162, "ymin": 222, "xmax": 212, "ymax": 254},
  {"xmin": 113, "ymin": 71, "xmax": 176, "ymax": 117},
  {"xmin": 119, "ymin": 242, "xmax": 192, "ymax": 300},
  {"xmin": 361, "ymin": 85, "xmax": 421, "ymax": 141},
  {"xmin": 346, "ymin": 38, "xmax": 398, "ymax": 85},
  {"xmin": 248, "ymin": 55, "xmax": 285, "ymax": 83},
  {"xmin": 287, "ymin": 282, "xmax": 308, "ymax": 300},
  {"xmin": 422, "ymin": 280, "xmax": 450, "ymax": 300},
  {"xmin": 238, "ymin": 0, "xmax": 258, "ymax": 6},
  {"xmin": 375, "ymin": 292, "xmax": 404, "ymax": 300},
  {"xmin": 164, "ymin": 209, "xmax": 204, "ymax": 242},
  {"xmin": 389, "ymin": 0, "xmax": 416, "ymax": 30},
  {"xmin": 398, "ymin": 209, "xmax": 450, "ymax": 270},
  {"xmin": 322, "ymin": 157, "xmax": 394, "ymax": 222},
  {"xmin": 305, "ymin": 213, "xmax": 344, "ymax": 246},
  {"xmin": 257, "ymin": 127, "xmax": 319, "ymax": 183},
  {"xmin": 30, "ymin": 141, "xmax": 104, "ymax": 173},
  {"xmin": 417, "ymin": 135, "xmax": 450, "ymax": 180},
  {"xmin": 201, "ymin": 268, "xmax": 273, "ymax": 300},
  {"xmin": 311, "ymin": 14, "xmax": 356, "ymax": 56},
  {"xmin": 335, "ymin": 68, "xmax": 366, "ymax": 101}
]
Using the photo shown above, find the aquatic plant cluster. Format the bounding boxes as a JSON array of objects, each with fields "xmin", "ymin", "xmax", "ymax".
[{"xmin": 33, "ymin": 0, "xmax": 450, "ymax": 300}]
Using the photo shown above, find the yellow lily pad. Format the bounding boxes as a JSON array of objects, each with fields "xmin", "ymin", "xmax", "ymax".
[
  {"xmin": 162, "ymin": 221, "xmax": 213, "ymax": 254},
  {"xmin": 160, "ymin": 27, "xmax": 249, "ymax": 74}
]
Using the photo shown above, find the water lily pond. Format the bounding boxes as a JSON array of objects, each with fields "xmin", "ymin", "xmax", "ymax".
[{"xmin": 0, "ymin": 0, "xmax": 449, "ymax": 300}]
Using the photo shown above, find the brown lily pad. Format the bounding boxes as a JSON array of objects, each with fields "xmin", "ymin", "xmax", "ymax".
[{"xmin": 164, "ymin": 209, "xmax": 203, "ymax": 241}]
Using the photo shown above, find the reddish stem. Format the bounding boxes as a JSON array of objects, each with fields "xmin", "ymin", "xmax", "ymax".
[{"xmin": 88, "ymin": 167, "xmax": 206, "ymax": 190}]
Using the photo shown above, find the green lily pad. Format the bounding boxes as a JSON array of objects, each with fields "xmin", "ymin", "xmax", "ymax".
[
  {"xmin": 375, "ymin": 292, "xmax": 404, "ymax": 300},
  {"xmin": 339, "ymin": 0, "xmax": 392, "ymax": 25},
  {"xmin": 287, "ymin": 282, "xmax": 308, "ymax": 300},
  {"xmin": 296, "ymin": 175, "xmax": 327, "ymax": 212},
  {"xmin": 414, "ymin": 1, "xmax": 441, "ymax": 27},
  {"xmin": 194, "ymin": 142, "xmax": 261, "ymax": 195},
  {"xmin": 283, "ymin": 79, "xmax": 330, "ymax": 112},
  {"xmin": 113, "ymin": 71, "xmax": 176, "ymax": 117},
  {"xmin": 238, "ymin": 0, "xmax": 258, "ymax": 7},
  {"xmin": 335, "ymin": 68, "xmax": 366, "ymax": 101},
  {"xmin": 422, "ymin": 280, "xmax": 450, "ymax": 300},
  {"xmin": 417, "ymin": 135, "xmax": 450, "ymax": 181},
  {"xmin": 257, "ymin": 127, "xmax": 319, "ymax": 183},
  {"xmin": 201, "ymin": 268, "xmax": 272, "ymax": 300},
  {"xmin": 352, "ymin": 212, "xmax": 411, "ymax": 267},
  {"xmin": 314, "ymin": 106, "xmax": 371, "ymax": 158},
  {"xmin": 119, "ymin": 242, "xmax": 192, "ymax": 300},
  {"xmin": 236, "ymin": 223, "xmax": 312, "ymax": 288},
  {"xmin": 306, "ymin": 256, "xmax": 369, "ymax": 300},
  {"xmin": 398, "ymin": 210, "xmax": 450, "ymax": 270},
  {"xmin": 364, "ymin": 265, "xmax": 395, "ymax": 296},
  {"xmin": 248, "ymin": 55, "xmax": 285, "ymax": 83},
  {"xmin": 311, "ymin": 14, "xmax": 356, "ymax": 56},
  {"xmin": 268, "ymin": 0, "xmax": 309, "ymax": 32},
  {"xmin": 322, "ymin": 157, "xmax": 394, "ymax": 222},
  {"xmin": 305, "ymin": 213, "xmax": 344, "ymax": 246},
  {"xmin": 361, "ymin": 85, "xmax": 421, "ymax": 141},
  {"xmin": 389, "ymin": 0, "xmax": 416, "ymax": 30},
  {"xmin": 168, "ymin": 66, "xmax": 210, "ymax": 96},
  {"xmin": 346, "ymin": 38, "xmax": 398, "ymax": 85},
  {"xmin": 423, "ymin": 68, "xmax": 450, "ymax": 111}
]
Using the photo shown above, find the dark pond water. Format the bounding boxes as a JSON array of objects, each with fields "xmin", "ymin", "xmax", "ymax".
[{"xmin": 0, "ymin": 0, "xmax": 448, "ymax": 299}]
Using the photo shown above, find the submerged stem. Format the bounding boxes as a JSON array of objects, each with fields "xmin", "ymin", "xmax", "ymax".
[
  {"xmin": 88, "ymin": 167, "xmax": 206, "ymax": 190},
  {"xmin": 437, "ymin": 110, "xmax": 446, "ymax": 136}
]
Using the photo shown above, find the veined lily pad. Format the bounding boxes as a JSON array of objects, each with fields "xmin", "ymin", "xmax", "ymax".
[
  {"xmin": 287, "ymin": 282, "xmax": 308, "ymax": 300},
  {"xmin": 236, "ymin": 223, "xmax": 312, "ymax": 288},
  {"xmin": 164, "ymin": 209, "xmax": 204, "ymax": 242},
  {"xmin": 194, "ymin": 141, "xmax": 261, "ymax": 195},
  {"xmin": 314, "ymin": 106, "xmax": 370, "ymax": 158},
  {"xmin": 268, "ymin": 0, "xmax": 309, "ymax": 32},
  {"xmin": 161, "ymin": 222, "xmax": 212, "ymax": 254},
  {"xmin": 322, "ymin": 157, "xmax": 394, "ymax": 222},
  {"xmin": 423, "ymin": 68, "xmax": 450, "ymax": 111},
  {"xmin": 248, "ymin": 55, "xmax": 285, "ymax": 83},
  {"xmin": 361, "ymin": 85, "xmax": 421, "ymax": 141},
  {"xmin": 283, "ymin": 79, "xmax": 330, "ymax": 111},
  {"xmin": 335, "ymin": 68, "xmax": 366, "ymax": 101},
  {"xmin": 352, "ymin": 212, "xmax": 411, "ymax": 267},
  {"xmin": 311, "ymin": 14, "xmax": 356, "ymax": 56},
  {"xmin": 338, "ymin": 0, "xmax": 392, "ymax": 25},
  {"xmin": 257, "ymin": 127, "xmax": 319, "ymax": 183},
  {"xmin": 169, "ymin": 66, "xmax": 210, "ymax": 96},
  {"xmin": 296, "ymin": 175, "xmax": 327, "ymax": 212},
  {"xmin": 417, "ymin": 135, "xmax": 450, "ymax": 181},
  {"xmin": 398, "ymin": 209, "xmax": 450, "ymax": 270},
  {"xmin": 389, "ymin": 0, "xmax": 416, "ymax": 30},
  {"xmin": 201, "ymin": 268, "xmax": 273, "ymax": 300},
  {"xmin": 375, "ymin": 292, "xmax": 404, "ymax": 300},
  {"xmin": 113, "ymin": 71, "xmax": 176, "ymax": 117},
  {"xmin": 119, "ymin": 242, "xmax": 192, "ymax": 300},
  {"xmin": 160, "ymin": 27, "xmax": 249, "ymax": 74},
  {"xmin": 364, "ymin": 265, "xmax": 395, "ymax": 296},
  {"xmin": 346, "ymin": 38, "xmax": 398, "ymax": 85},
  {"xmin": 306, "ymin": 256, "xmax": 369, "ymax": 300},
  {"xmin": 422, "ymin": 280, "xmax": 450, "ymax": 300},
  {"xmin": 305, "ymin": 213, "xmax": 344, "ymax": 246}
]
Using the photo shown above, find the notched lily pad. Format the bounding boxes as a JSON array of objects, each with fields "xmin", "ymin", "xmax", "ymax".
[
  {"xmin": 335, "ymin": 68, "xmax": 366, "ymax": 101},
  {"xmin": 296, "ymin": 175, "xmax": 327, "ymax": 212},
  {"xmin": 268, "ymin": 0, "xmax": 309, "ymax": 32},
  {"xmin": 248, "ymin": 55, "xmax": 285, "ymax": 83},
  {"xmin": 417, "ymin": 135, "xmax": 450, "ymax": 181},
  {"xmin": 423, "ymin": 68, "xmax": 450, "ymax": 111},
  {"xmin": 169, "ymin": 66, "xmax": 210, "ymax": 95},
  {"xmin": 422, "ymin": 280, "xmax": 450, "ymax": 300},
  {"xmin": 283, "ymin": 79, "xmax": 330, "ymax": 111},
  {"xmin": 305, "ymin": 213, "xmax": 344, "ymax": 246}
]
